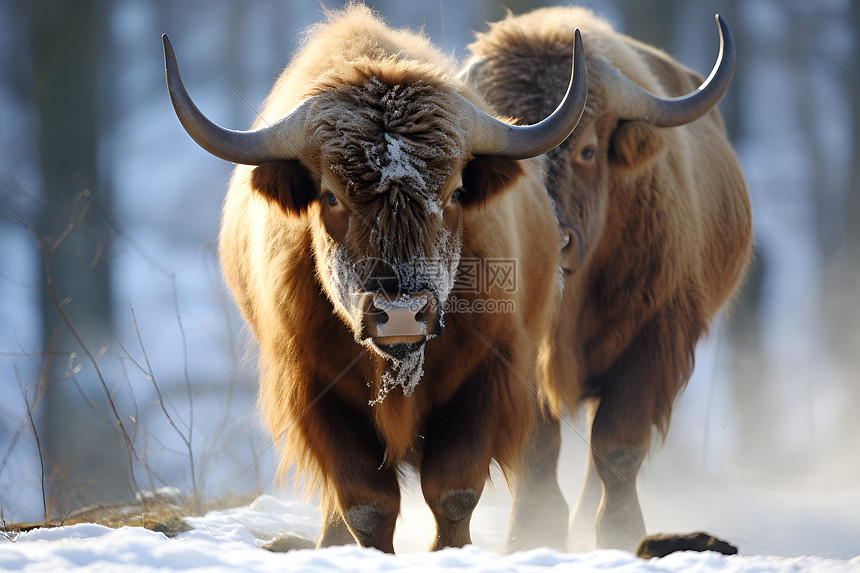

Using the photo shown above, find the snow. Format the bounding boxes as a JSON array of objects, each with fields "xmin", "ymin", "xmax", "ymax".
[
  {"xmin": 374, "ymin": 294, "xmax": 429, "ymax": 310},
  {"xmin": 135, "ymin": 486, "xmax": 183, "ymax": 505},
  {"xmin": 381, "ymin": 133, "xmax": 428, "ymax": 189},
  {"xmin": 371, "ymin": 347, "xmax": 426, "ymax": 404},
  {"xmin": 2, "ymin": 494, "xmax": 858, "ymax": 572}
]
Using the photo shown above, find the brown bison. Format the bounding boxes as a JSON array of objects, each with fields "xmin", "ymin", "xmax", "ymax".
[
  {"xmin": 163, "ymin": 5, "xmax": 588, "ymax": 552},
  {"xmin": 462, "ymin": 8, "xmax": 752, "ymax": 551}
]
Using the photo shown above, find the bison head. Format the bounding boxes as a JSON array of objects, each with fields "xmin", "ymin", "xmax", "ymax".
[
  {"xmin": 161, "ymin": 31, "xmax": 586, "ymax": 375},
  {"xmin": 463, "ymin": 14, "xmax": 735, "ymax": 276}
]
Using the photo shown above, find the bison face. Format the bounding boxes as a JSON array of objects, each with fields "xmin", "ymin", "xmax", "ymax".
[
  {"xmin": 298, "ymin": 79, "xmax": 469, "ymax": 362},
  {"xmin": 542, "ymin": 125, "xmax": 605, "ymax": 274},
  {"xmin": 312, "ymin": 159, "xmax": 464, "ymax": 360}
]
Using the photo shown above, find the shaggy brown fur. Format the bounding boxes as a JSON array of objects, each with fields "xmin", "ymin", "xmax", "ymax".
[
  {"xmin": 218, "ymin": 5, "xmax": 560, "ymax": 552},
  {"xmin": 463, "ymin": 7, "xmax": 752, "ymax": 551}
]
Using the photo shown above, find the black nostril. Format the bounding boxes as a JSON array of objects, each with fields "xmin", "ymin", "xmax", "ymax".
[{"xmin": 369, "ymin": 301, "xmax": 389, "ymax": 325}]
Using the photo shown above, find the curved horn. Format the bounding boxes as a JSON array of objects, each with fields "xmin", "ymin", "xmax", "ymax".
[
  {"xmin": 468, "ymin": 29, "xmax": 588, "ymax": 159},
  {"xmin": 611, "ymin": 15, "xmax": 735, "ymax": 127},
  {"xmin": 163, "ymin": 34, "xmax": 307, "ymax": 165}
]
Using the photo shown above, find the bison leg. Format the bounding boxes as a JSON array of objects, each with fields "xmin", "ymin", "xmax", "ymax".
[
  {"xmin": 420, "ymin": 449, "xmax": 488, "ymax": 551},
  {"xmin": 306, "ymin": 392, "xmax": 401, "ymax": 553},
  {"xmin": 591, "ymin": 444, "xmax": 646, "ymax": 550},
  {"xmin": 505, "ymin": 412, "xmax": 569, "ymax": 552},
  {"xmin": 569, "ymin": 402, "xmax": 602, "ymax": 552},
  {"xmin": 589, "ymin": 367, "xmax": 654, "ymax": 550},
  {"xmin": 590, "ymin": 310, "xmax": 697, "ymax": 551},
  {"xmin": 419, "ymin": 384, "xmax": 498, "ymax": 551},
  {"xmin": 328, "ymin": 450, "xmax": 401, "ymax": 552}
]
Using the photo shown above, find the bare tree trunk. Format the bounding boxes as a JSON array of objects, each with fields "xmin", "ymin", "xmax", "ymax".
[
  {"xmin": 828, "ymin": 0, "xmax": 860, "ymax": 440},
  {"xmin": 619, "ymin": 0, "xmax": 678, "ymax": 53},
  {"xmin": 847, "ymin": 3, "xmax": 860, "ymax": 256},
  {"xmin": 29, "ymin": 0, "xmax": 129, "ymax": 513}
]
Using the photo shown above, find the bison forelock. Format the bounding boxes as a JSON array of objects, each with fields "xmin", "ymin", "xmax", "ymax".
[{"xmin": 310, "ymin": 77, "xmax": 466, "ymax": 191}]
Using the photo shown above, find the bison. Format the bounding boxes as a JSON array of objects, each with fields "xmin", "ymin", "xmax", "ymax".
[
  {"xmin": 163, "ymin": 5, "xmax": 588, "ymax": 552},
  {"xmin": 462, "ymin": 7, "xmax": 752, "ymax": 551}
]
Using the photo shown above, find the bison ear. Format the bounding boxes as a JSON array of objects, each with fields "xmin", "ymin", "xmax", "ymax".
[
  {"xmin": 608, "ymin": 120, "xmax": 663, "ymax": 170},
  {"xmin": 249, "ymin": 160, "xmax": 316, "ymax": 216},
  {"xmin": 459, "ymin": 155, "xmax": 525, "ymax": 208}
]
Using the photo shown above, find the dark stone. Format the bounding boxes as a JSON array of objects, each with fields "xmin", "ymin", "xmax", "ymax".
[
  {"xmin": 636, "ymin": 531, "xmax": 738, "ymax": 559},
  {"xmin": 148, "ymin": 516, "xmax": 192, "ymax": 538},
  {"xmin": 262, "ymin": 534, "xmax": 316, "ymax": 552}
]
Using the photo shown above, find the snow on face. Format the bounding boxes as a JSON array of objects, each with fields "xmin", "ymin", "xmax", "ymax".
[
  {"xmin": 309, "ymin": 78, "xmax": 467, "ymax": 398},
  {"xmin": 380, "ymin": 133, "xmax": 424, "ymax": 188},
  {"xmin": 370, "ymin": 348, "xmax": 425, "ymax": 405}
]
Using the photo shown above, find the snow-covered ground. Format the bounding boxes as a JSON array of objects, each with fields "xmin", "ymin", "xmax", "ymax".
[
  {"xmin": 4, "ymin": 441, "xmax": 860, "ymax": 573},
  {"xmin": 3, "ymin": 493, "xmax": 859, "ymax": 573}
]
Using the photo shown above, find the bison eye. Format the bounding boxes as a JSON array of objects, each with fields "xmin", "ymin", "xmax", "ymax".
[
  {"xmin": 324, "ymin": 192, "xmax": 338, "ymax": 205},
  {"xmin": 580, "ymin": 146, "xmax": 595, "ymax": 160},
  {"xmin": 451, "ymin": 188, "xmax": 463, "ymax": 202}
]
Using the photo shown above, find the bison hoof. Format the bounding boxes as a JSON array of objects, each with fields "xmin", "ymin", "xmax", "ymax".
[
  {"xmin": 438, "ymin": 489, "xmax": 478, "ymax": 523},
  {"xmin": 636, "ymin": 531, "xmax": 738, "ymax": 559}
]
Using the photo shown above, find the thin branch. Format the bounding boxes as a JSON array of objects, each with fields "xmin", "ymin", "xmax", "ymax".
[
  {"xmin": 19, "ymin": 363, "xmax": 49, "ymax": 524},
  {"xmin": 29, "ymin": 326, "xmax": 59, "ymax": 523},
  {"xmin": 45, "ymin": 189, "xmax": 93, "ymax": 255},
  {"xmin": 41, "ymin": 244, "xmax": 141, "ymax": 499},
  {"xmin": 0, "ymin": 410, "xmax": 27, "ymax": 481},
  {"xmin": 129, "ymin": 303, "xmax": 195, "ymax": 499},
  {"xmin": 169, "ymin": 273, "xmax": 198, "ymax": 506}
]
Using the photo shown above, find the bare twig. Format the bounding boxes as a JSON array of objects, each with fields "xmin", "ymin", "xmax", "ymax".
[
  {"xmin": 128, "ymin": 303, "xmax": 195, "ymax": 502},
  {"xmin": 170, "ymin": 273, "xmax": 198, "ymax": 508},
  {"xmin": 115, "ymin": 352, "xmax": 161, "ymax": 494},
  {"xmin": 102, "ymin": 338, "xmax": 172, "ymax": 490},
  {"xmin": 40, "ymin": 212, "xmax": 142, "ymax": 500},
  {"xmin": 32, "ymin": 326, "xmax": 58, "ymax": 524},
  {"xmin": 20, "ymin": 363, "xmax": 49, "ymax": 524}
]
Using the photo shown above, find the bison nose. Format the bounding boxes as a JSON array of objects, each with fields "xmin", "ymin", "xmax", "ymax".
[{"xmin": 361, "ymin": 290, "xmax": 441, "ymax": 347}]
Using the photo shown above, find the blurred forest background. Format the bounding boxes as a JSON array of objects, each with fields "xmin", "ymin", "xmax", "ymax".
[{"xmin": 1, "ymin": 0, "xmax": 858, "ymax": 558}]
